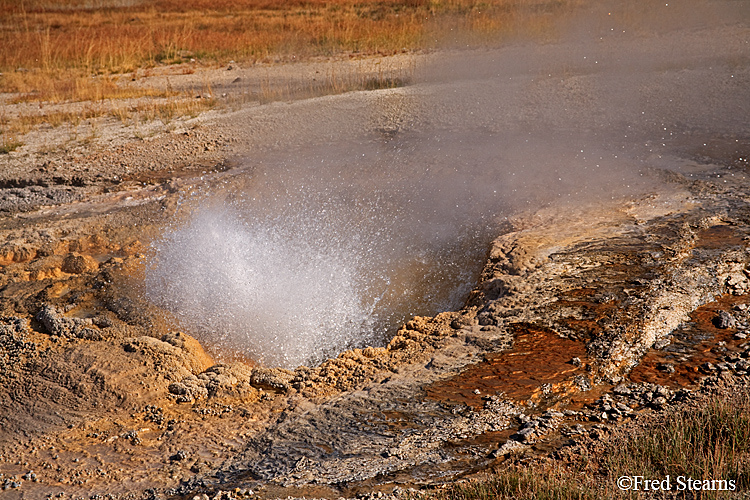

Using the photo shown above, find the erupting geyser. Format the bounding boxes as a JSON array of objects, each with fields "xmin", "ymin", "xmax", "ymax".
[
  {"xmin": 143, "ymin": 0, "xmax": 750, "ymax": 367},
  {"xmin": 145, "ymin": 205, "xmax": 379, "ymax": 368},
  {"xmin": 144, "ymin": 125, "xmax": 649, "ymax": 368},
  {"xmin": 144, "ymin": 133, "xmax": 510, "ymax": 368}
]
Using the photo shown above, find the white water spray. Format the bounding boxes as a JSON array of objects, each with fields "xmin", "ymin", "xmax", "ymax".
[
  {"xmin": 146, "ymin": 204, "xmax": 384, "ymax": 367},
  {"xmin": 144, "ymin": 133, "xmax": 505, "ymax": 368}
]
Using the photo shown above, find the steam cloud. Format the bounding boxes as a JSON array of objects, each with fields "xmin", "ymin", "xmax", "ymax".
[{"xmin": 145, "ymin": 0, "xmax": 749, "ymax": 368}]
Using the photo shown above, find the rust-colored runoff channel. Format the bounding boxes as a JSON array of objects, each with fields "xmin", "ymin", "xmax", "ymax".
[{"xmin": 425, "ymin": 324, "xmax": 589, "ymax": 409}]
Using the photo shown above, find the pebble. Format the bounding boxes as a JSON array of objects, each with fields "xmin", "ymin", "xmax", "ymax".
[
  {"xmin": 653, "ymin": 338, "xmax": 671, "ymax": 349},
  {"xmin": 650, "ymin": 396, "xmax": 668, "ymax": 408},
  {"xmin": 713, "ymin": 311, "xmax": 736, "ymax": 329},
  {"xmin": 702, "ymin": 362, "xmax": 717, "ymax": 373},
  {"xmin": 3, "ymin": 478, "xmax": 22, "ymax": 489},
  {"xmin": 657, "ymin": 362, "xmax": 675, "ymax": 373},
  {"xmin": 491, "ymin": 439, "xmax": 527, "ymax": 457},
  {"xmin": 613, "ymin": 383, "xmax": 632, "ymax": 395},
  {"xmin": 717, "ymin": 362, "xmax": 733, "ymax": 372}
]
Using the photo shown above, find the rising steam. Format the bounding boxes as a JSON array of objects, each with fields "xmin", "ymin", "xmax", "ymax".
[
  {"xmin": 145, "ymin": 0, "xmax": 750, "ymax": 368},
  {"xmin": 145, "ymin": 128, "xmax": 645, "ymax": 368}
]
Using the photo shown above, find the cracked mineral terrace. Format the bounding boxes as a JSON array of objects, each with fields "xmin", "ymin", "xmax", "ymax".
[{"xmin": 1, "ymin": 2, "xmax": 750, "ymax": 498}]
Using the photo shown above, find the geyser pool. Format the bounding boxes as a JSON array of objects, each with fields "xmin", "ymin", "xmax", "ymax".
[
  {"xmin": 144, "ymin": 124, "xmax": 650, "ymax": 369},
  {"xmin": 144, "ymin": 132, "xmax": 510, "ymax": 368}
]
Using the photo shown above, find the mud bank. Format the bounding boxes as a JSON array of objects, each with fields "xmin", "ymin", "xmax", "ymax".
[{"xmin": 1, "ymin": 4, "xmax": 750, "ymax": 498}]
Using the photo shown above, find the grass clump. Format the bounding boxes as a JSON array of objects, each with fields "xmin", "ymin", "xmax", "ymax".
[
  {"xmin": 604, "ymin": 391, "xmax": 750, "ymax": 498},
  {"xmin": 410, "ymin": 466, "xmax": 598, "ymax": 500},
  {"xmin": 0, "ymin": 138, "xmax": 23, "ymax": 154},
  {"xmin": 409, "ymin": 389, "xmax": 750, "ymax": 499}
]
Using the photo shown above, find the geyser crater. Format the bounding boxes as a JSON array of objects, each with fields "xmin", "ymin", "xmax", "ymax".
[
  {"xmin": 144, "ymin": 135, "xmax": 503, "ymax": 368},
  {"xmin": 144, "ymin": 120, "xmax": 649, "ymax": 369},
  {"xmin": 145, "ymin": 204, "xmax": 382, "ymax": 368}
]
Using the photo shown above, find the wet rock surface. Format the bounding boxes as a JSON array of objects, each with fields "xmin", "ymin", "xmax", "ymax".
[{"xmin": 3, "ymin": 140, "xmax": 750, "ymax": 500}]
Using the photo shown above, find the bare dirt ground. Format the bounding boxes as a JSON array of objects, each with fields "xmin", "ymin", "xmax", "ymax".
[{"xmin": 2, "ymin": 3, "xmax": 750, "ymax": 499}]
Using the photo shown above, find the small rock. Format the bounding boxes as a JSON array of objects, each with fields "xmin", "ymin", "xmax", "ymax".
[
  {"xmin": 613, "ymin": 383, "xmax": 632, "ymax": 395},
  {"xmin": 491, "ymin": 439, "xmax": 527, "ymax": 457},
  {"xmin": 657, "ymin": 363, "xmax": 675, "ymax": 373},
  {"xmin": 8, "ymin": 480, "xmax": 21, "ymax": 489},
  {"xmin": 450, "ymin": 315, "xmax": 472, "ymax": 329},
  {"xmin": 701, "ymin": 362, "xmax": 717, "ymax": 373},
  {"xmin": 651, "ymin": 396, "xmax": 668, "ymax": 408},
  {"xmin": 569, "ymin": 424, "xmax": 586, "ymax": 434},
  {"xmin": 713, "ymin": 311, "xmax": 736, "ymax": 329},
  {"xmin": 249, "ymin": 367, "xmax": 294, "ymax": 393},
  {"xmin": 726, "ymin": 353, "xmax": 741, "ymax": 363},
  {"xmin": 61, "ymin": 253, "xmax": 99, "ymax": 274},
  {"xmin": 616, "ymin": 402, "xmax": 633, "ymax": 414},
  {"xmin": 655, "ymin": 385, "xmax": 672, "ymax": 397},
  {"xmin": 716, "ymin": 362, "xmax": 733, "ymax": 372},
  {"xmin": 514, "ymin": 427, "xmax": 538, "ymax": 442},
  {"xmin": 654, "ymin": 338, "xmax": 671, "ymax": 349},
  {"xmin": 170, "ymin": 450, "xmax": 187, "ymax": 462},
  {"xmin": 571, "ymin": 357, "xmax": 582, "ymax": 367},
  {"xmin": 574, "ymin": 375, "xmax": 592, "ymax": 391},
  {"xmin": 735, "ymin": 332, "xmax": 748, "ymax": 340}
]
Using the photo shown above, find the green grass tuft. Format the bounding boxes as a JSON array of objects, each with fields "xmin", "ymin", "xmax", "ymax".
[{"xmin": 605, "ymin": 392, "xmax": 750, "ymax": 498}]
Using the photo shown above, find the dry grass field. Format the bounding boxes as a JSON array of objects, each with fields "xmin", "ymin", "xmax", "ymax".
[
  {"xmin": 0, "ymin": 0, "xmax": 575, "ymax": 102},
  {"xmin": 0, "ymin": 0, "xmax": 581, "ymax": 151}
]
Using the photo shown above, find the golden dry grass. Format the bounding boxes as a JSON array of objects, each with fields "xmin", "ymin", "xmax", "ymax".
[
  {"xmin": 0, "ymin": 0, "xmax": 577, "ymax": 100},
  {"xmin": 0, "ymin": 0, "xmax": 580, "ymax": 144},
  {"xmin": 1, "ymin": 95, "xmax": 215, "ymax": 136},
  {"xmin": 406, "ymin": 390, "xmax": 750, "ymax": 500}
]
